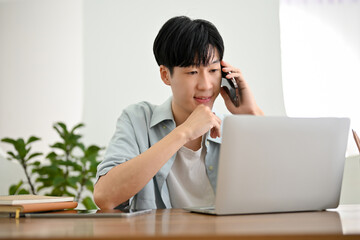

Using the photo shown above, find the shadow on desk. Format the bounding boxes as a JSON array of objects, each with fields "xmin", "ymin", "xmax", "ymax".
[{"xmin": 91, "ymin": 209, "xmax": 343, "ymax": 237}]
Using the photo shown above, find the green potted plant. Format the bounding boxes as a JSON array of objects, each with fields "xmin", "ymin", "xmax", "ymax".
[
  {"xmin": 1, "ymin": 136, "xmax": 42, "ymax": 195},
  {"xmin": 1, "ymin": 122, "xmax": 103, "ymax": 209}
]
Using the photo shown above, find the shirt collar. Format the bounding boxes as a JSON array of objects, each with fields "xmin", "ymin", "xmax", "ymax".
[{"xmin": 150, "ymin": 97, "xmax": 175, "ymax": 128}]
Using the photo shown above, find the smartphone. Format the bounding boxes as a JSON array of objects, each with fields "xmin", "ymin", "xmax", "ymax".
[{"xmin": 221, "ymin": 67, "xmax": 241, "ymax": 107}]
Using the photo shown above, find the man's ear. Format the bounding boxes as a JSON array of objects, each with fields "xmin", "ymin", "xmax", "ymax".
[{"xmin": 160, "ymin": 65, "xmax": 171, "ymax": 86}]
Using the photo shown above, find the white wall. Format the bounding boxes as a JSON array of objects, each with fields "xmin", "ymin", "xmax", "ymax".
[
  {"xmin": 279, "ymin": 0, "xmax": 360, "ymax": 156},
  {"xmin": 82, "ymin": 0, "xmax": 286, "ymax": 147},
  {"xmin": 0, "ymin": 0, "xmax": 285, "ymax": 195},
  {"xmin": 0, "ymin": 0, "xmax": 83, "ymax": 195},
  {"xmin": 340, "ymin": 155, "xmax": 360, "ymax": 204}
]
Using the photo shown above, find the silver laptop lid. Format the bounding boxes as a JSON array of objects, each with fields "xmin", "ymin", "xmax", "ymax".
[{"xmin": 215, "ymin": 116, "xmax": 350, "ymax": 215}]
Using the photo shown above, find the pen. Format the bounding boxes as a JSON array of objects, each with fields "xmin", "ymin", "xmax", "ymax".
[{"xmin": 352, "ymin": 129, "xmax": 360, "ymax": 153}]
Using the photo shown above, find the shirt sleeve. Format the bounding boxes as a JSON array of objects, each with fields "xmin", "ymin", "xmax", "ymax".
[{"xmin": 95, "ymin": 109, "xmax": 142, "ymax": 183}]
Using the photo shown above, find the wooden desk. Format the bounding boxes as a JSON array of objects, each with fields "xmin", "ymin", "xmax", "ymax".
[{"xmin": 0, "ymin": 205, "xmax": 359, "ymax": 240}]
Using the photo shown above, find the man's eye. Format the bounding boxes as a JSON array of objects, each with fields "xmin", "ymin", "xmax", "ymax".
[
  {"xmin": 210, "ymin": 69, "xmax": 219, "ymax": 73},
  {"xmin": 188, "ymin": 71, "xmax": 197, "ymax": 75}
]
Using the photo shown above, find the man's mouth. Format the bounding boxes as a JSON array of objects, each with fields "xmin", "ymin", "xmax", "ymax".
[{"xmin": 194, "ymin": 96, "xmax": 212, "ymax": 103}]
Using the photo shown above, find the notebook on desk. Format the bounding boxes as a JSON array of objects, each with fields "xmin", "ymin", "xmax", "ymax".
[{"xmin": 184, "ymin": 116, "xmax": 350, "ymax": 215}]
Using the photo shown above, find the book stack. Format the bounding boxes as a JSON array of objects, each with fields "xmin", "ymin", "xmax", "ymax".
[{"xmin": 0, "ymin": 195, "xmax": 78, "ymax": 218}]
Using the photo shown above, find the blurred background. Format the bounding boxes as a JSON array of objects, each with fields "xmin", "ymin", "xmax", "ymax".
[{"xmin": 0, "ymin": 0, "xmax": 359, "ymax": 203}]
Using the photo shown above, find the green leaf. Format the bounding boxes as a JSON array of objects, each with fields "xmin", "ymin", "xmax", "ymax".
[
  {"xmin": 46, "ymin": 151, "xmax": 58, "ymax": 160},
  {"xmin": 8, "ymin": 180, "xmax": 23, "ymax": 195},
  {"xmin": 15, "ymin": 138, "xmax": 27, "ymax": 159},
  {"xmin": 70, "ymin": 123, "xmax": 84, "ymax": 135},
  {"xmin": 54, "ymin": 122, "xmax": 68, "ymax": 139},
  {"xmin": 86, "ymin": 145, "xmax": 101, "ymax": 154},
  {"xmin": 54, "ymin": 160, "xmax": 74, "ymax": 168},
  {"xmin": 35, "ymin": 165, "xmax": 62, "ymax": 176},
  {"xmin": 32, "ymin": 161, "xmax": 41, "ymax": 166},
  {"xmin": 25, "ymin": 146, "xmax": 31, "ymax": 156},
  {"xmin": 53, "ymin": 176, "xmax": 66, "ymax": 187},
  {"xmin": 56, "ymin": 122, "xmax": 68, "ymax": 131},
  {"xmin": 27, "ymin": 152, "xmax": 43, "ymax": 161},
  {"xmin": 1, "ymin": 138, "xmax": 17, "ymax": 145},
  {"xmin": 50, "ymin": 188, "xmax": 64, "ymax": 196},
  {"xmin": 82, "ymin": 196, "xmax": 98, "ymax": 210},
  {"xmin": 77, "ymin": 143, "xmax": 85, "ymax": 151},
  {"xmin": 36, "ymin": 178, "xmax": 53, "ymax": 186},
  {"xmin": 53, "ymin": 122, "xmax": 69, "ymax": 139},
  {"xmin": 70, "ymin": 162, "xmax": 82, "ymax": 172},
  {"xmin": 67, "ymin": 177, "xmax": 79, "ymax": 189},
  {"xmin": 26, "ymin": 136, "xmax": 41, "ymax": 145},
  {"xmin": 85, "ymin": 179, "xmax": 94, "ymax": 192},
  {"xmin": 18, "ymin": 189, "xmax": 30, "ymax": 195},
  {"xmin": 50, "ymin": 142, "xmax": 66, "ymax": 151},
  {"xmin": 6, "ymin": 151, "xmax": 18, "ymax": 160},
  {"xmin": 66, "ymin": 134, "xmax": 82, "ymax": 148},
  {"xmin": 9, "ymin": 186, "xmax": 17, "ymax": 195},
  {"xmin": 89, "ymin": 160, "xmax": 101, "ymax": 174}
]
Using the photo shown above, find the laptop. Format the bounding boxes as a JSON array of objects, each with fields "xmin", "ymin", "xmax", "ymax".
[{"xmin": 184, "ymin": 116, "xmax": 350, "ymax": 215}]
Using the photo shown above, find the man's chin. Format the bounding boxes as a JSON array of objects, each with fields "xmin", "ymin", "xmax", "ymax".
[{"xmin": 194, "ymin": 100, "xmax": 214, "ymax": 109}]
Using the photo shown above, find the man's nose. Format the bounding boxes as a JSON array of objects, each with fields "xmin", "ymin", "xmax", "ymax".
[{"xmin": 197, "ymin": 72, "xmax": 213, "ymax": 90}]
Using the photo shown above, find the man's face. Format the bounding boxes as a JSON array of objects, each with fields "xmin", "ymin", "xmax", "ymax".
[{"xmin": 166, "ymin": 51, "xmax": 222, "ymax": 119}]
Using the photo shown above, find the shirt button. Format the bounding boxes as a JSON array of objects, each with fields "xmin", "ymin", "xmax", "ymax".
[
  {"xmin": 163, "ymin": 125, "xmax": 167, "ymax": 129},
  {"xmin": 208, "ymin": 165, "xmax": 213, "ymax": 171},
  {"xmin": 206, "ymin": 141, "xmax": 209, "ymax": 147}
]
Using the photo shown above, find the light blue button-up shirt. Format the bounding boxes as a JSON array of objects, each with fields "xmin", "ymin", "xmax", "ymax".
[{"xmin": 96, "ymin": 97, "xmax": 221, "ymax": 209}]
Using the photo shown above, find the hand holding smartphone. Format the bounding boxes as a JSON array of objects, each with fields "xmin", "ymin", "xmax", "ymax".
[{"xmin": 221, "ymin": 67, "xmax": 241, "ymax": 107}]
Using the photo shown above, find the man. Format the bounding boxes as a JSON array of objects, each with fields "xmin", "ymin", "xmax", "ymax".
[{"xmin": 94, "ymin": 16, "xmax": 263, "ymax": 210}]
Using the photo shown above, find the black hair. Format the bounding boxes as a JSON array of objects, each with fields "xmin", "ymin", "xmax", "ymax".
[{"xmin": 153, "ymin": 16, "xmax": 224, "ymax": 74}]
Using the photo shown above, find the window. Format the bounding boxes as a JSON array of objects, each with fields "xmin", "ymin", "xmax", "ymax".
[{"xmin": 280, "ymin": 0, "xmax": 360, "ymax": 155}]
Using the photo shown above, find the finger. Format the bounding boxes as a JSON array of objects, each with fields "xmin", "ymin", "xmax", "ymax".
[
  {"xmin": 225, "ymin": 70, "xmax": 242, "ymax": 79},
  {"xmin": 225, "ymin": 72, "xmax": 249, "ymax": 91},
  {"xmin": 209, "ymin": 128, "xmax": 215, "ymax": 138},
  {"xmin": 210, "ymin": 125, "xmax": 221, "ymax": 138},
  {"xmin": 208, "ymin": 113, "xmax": 220, "ymax": 139},
  {"xmin": 221, "ymin": 62, "xmax": 240, "ymax": 72},
  {"xmin": 214, "ymin": 113, "xmax": 222, "ymax": 126},
  {"xmin": 222, "ymin": 67, "xmax": 240, "ymax": 74},
  {"xmin": 220, "ymin": 60, "xmax": 230, "ymax": 68},
  {"xmin": 210, "ymin": 128, "xmax": 215, "ymax": 138}
]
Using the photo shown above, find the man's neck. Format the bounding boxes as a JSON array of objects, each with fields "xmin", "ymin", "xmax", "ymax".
[
  {"xmin": 184, "ymin": 137, "xmax": 202, "ymax": 151},
  {"xmin": 171, "ymin": 101, "xmax": 190, "ymax": 126}
]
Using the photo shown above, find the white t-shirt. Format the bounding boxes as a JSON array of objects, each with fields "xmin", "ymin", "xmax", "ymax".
[{"xmin": 166, "ymin": 142, "xmax": 215, "ymax": 208}]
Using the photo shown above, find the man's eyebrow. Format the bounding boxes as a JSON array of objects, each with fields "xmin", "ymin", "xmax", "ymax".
[{"xmin": 210, "ymin": 59, "xmax": 220, "ymax": 65}]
